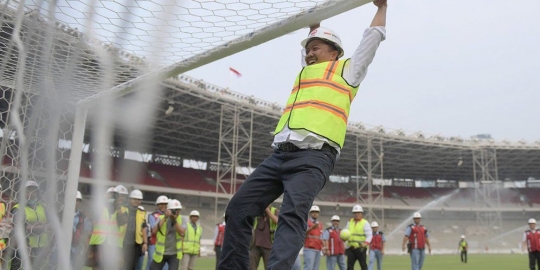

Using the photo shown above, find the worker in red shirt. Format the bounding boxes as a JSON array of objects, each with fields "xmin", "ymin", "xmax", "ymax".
[
  {"xmin": 522, "ymin": 218, "xmax": 540, "ymax": 270},
  {"xmin": 368, "ymin": 221, "xmax": 385, "ymax": 270}
]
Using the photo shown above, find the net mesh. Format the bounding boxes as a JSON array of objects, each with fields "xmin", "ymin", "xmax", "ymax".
[{"xmin": 0, "ymin": 0, "xmax": 364, "ymax": 268}]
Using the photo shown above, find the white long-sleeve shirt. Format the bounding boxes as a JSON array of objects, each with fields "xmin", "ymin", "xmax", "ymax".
[{"xmin": 273, "ymin": 27, "xmax": 386, "ymax": 154}]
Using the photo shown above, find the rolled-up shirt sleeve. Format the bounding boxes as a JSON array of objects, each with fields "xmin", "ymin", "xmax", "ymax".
[{"xmin": 343, "ymin": 26, "xmax": 386, "ymax": 87}]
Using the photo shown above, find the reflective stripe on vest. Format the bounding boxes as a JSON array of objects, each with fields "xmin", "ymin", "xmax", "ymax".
[
  {"xmin": 370, "ymin": 232, "xmax": 383, "ymax": 250},
  {"xmin": 408, "ymin": 224, "xmax": 427, "ymax": 249},
  {"xmin": 110, "ymin": 206, "xmax": 129, "ymax": 247},
  {"xmin": 135, "ymin": 209, "xmax": 146, "ymax": 245},
  {"xmin": 215, "ymin": 224, "xmax": 225, "ymax": 246},
  {"xmin": 327, "ymin": 227, "xmax": 345, "ymax": 255},
  {"xmin": 274, "ymin": 59, "xmax": 358, "ymax": 148},
  {"xmin": 153, "ymin": 215, "xmax": 183, "ymax": 263},
  {"xmin": 183, "ymin": 223, "xmax": 202, "ymax": 254},
  {"xmin": 13, "ymin": 203, "xmax": 49, "ymax": 248},
  {"xmin": 89, "ymin": 207, "xmax": 113, "ymax": 245},
  {"xmin": 526, "ymin": 229, "xmax": 540, "ymax": 252},
  {"xmin": 305, "ymin": 219, "xmax": 323, "ymax": 250},
  {"xmin": 348, "ymin": 218, "xmax": 368, "ymax": 248}
]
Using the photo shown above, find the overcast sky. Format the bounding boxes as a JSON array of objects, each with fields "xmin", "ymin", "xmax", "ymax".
[{"xmin": 185, "ymin": 0, "xmax": 540, "ymax": 142}]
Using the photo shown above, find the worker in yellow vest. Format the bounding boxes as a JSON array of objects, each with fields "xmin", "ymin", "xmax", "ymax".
[
  {"xmin": 150, "ymin": 199, "xmax": 185, "ymax": 270},
  {"xmin": 250, "ymin": 206, "xmax": 278, "ymax": 270},
  {"xmin": 123, "ymin": 189, "xmax": 148, "ymax": 270},
  {"xmin": 0, "ymin": 183, "xmax": 10, "ymax": 264},
  {"xmin": 10, "ymin": 181, "xmax": 50, "ymax": 270},
  {"xmin": 345, "ymin": 205, "xmax": 372, "ymax": 270},
  {"xmin": 217, "ymin": 1, "xmax": 388, "ymax": 269},
  {"xmin": 85, "ymin": 184, "xmax": 129, "ymax": 270},
  {"xmin": 181, "ymin": 210, "xmax": 202, "ymax": 270}
]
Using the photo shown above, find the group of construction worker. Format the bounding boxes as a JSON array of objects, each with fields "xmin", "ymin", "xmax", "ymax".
[
  {"xmin": 0, "ymin": 181, "xmax": 203, "ymax": 270},
  {"xmin": 83, "ymin": 185, "xmax": 203, "ymax": 270},
  {"xmin": 244, "ymin": 203, "xmax": 386, "ymax": 270}
]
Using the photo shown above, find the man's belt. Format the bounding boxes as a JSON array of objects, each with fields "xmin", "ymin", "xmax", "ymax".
[{"xmin": 277, "ymin": 142, "xmax": 337, "ymax": 156}]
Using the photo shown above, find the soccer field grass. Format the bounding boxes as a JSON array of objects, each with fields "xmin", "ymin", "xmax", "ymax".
[{"xmin": 187, "ymin": 254, "xmax": 526, "ymax": 270}]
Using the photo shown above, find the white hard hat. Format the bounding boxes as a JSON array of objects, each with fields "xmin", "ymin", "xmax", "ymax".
[
  {"xmin": 114, "ymin": 185, "xmax": 128, "ymax": 195},
  {"xmin": 106, "ymin": 187, "xmax": 116, "ymax": 193},
  {"xmin": 331, "ymin": 215, "xmax": 340, "ymax": 221},
  {"xmin": 155, "ymin": 195, "xmax": 169, "ymax": 205},
  {"xmin": 190, "ymin": 210, "xmax": 200, "ymax": 217},
  {"xmin": 129, "ymin": 189, "xmax": 143, "ymax": 199},
  {"xmin": 461, "ymin": 235, "xmax": 465, "ymax": 238},
  {"xmin": 352, "ymin": 205, "xmax": 363, "ymax": 213},
  {"xmin": 371, "ymin": 221, "xmax": 379, "ymax": 227},
  {"xmin": 26, "ymin": 181, "xmax": 39, "ymax": 188},
  {"xmin": 301, "ymin": 27, "xmax": 344, "ymax": 58},
  {"xmin": 310, "ymin": 205, "xmax": 320, "ymax": 212},
  {"xmin": 413, "ymin": 212, "xmax": 422, "ymax": 219},
  {"xmin": 138, "ymin": 205, "xmax": 145, "ymax": 211},
  {"xmin": 167, "ymin": 199, "xmax": 182, "ymax": 210},
  {"xmin": 76, "ymin": 191, "xmax": 83, "ymax": 200},
  {"xmin": 529, "ymin": 218, "xmax": 537, "ymax": 224}
]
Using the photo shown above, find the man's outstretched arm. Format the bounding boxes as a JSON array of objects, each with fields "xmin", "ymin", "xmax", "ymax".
[{"xmin": 371, "ymin": 0, "xmax": 387, "ymax": 27}]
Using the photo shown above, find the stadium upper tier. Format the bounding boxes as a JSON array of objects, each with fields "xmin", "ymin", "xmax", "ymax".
[{"xmin": 94, "ymin": 74, "xmax": 540, "ymax": 181}]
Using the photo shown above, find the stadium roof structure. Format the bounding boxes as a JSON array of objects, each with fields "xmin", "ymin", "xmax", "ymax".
[
  {"xmin": 1, "ymin": 3, "xmax": 538, "ymax": 184},
  {"xmin": 98, "ymin": 74, "xmax": 540, "ymax": 182}
]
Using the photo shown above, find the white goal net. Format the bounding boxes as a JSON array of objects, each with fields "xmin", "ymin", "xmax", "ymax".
[{"xmin": 0, "ymin": 0, "xmax": 371, "ymax": 269}]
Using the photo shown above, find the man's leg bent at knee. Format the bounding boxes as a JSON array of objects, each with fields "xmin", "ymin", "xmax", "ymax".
[{"xmin": 218, "ymin": 154, "xmax": 284, "ymax": 270}]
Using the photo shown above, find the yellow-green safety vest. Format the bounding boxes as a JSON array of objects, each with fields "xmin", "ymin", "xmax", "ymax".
[
  {"xmin": 111, "ymin": 206, "xmax": 129, "ymax": 247},
  {"xmin": 13, "ymin": 203, "xmax": 49, "ymax": 248},
  {"xmin": 274, "ymin": 60, "xmax": 358, "ymax": 148},
  {"xmin": 0, "ymin": 203, "xmax": 5, "ymax": 250},
  {"xmin": 135, "ymin": 208, "xmax": 146, "ymax": 245},
  {"xmin": 459, "ymin": 240, "xmax": 468, "ymax": 251},
  {"xmin": 253, "ymin": 207, "xmax": 278, "ymax": 243},
  {"xmin": 89, "ymin": 207, "xmax": 111, "ymax": 245},
  {"xmin": 348, "ymin": 218, "xmax": 368, "ymax": 248},
  {"xmin": 153, "ymin": 215, "xmax": 183, "ymax": 263},
  {"xmin": 183, "ymin": 222, "xmax": 202, "ymax": 255}
]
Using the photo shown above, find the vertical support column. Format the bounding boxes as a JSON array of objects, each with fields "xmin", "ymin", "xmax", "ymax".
[
  {"xmin": 472, "ymin": 147, "xmax": 503, "ymax": 238},
  {"xmin": 355, "ymin": 133, "xmax": 385, "ymax": 225},
  {"xmin": 215, "ymin": 105, "xmax": 253, "ymax": 220}
]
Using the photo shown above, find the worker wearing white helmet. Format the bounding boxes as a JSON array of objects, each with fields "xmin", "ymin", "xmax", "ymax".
[
  {"xmin": 304, "ymin": 205, "xmax": 323, "ymax": 270},
  {"xmin": 106, "ymin": 186, "xmax": 117, "ymax": 201},
  {"xmin": 123, "ymin": 189, "xmax": 148, "ymax": 270},
  {"xmin": 217, "ymin": 1, "xmax": 388, "ymax": 269},
  {"xmin": 458, "ymin": 235, "xmax": 468, "ymax": 263},
  {"xmin": 72, "ymin": 191, "xmax": 92, "ymax": 269},
  {"xmin": 344, "ymin": 204, "xmax": 372, "ymax": 270},
  {"xmin": 522, "ymin": 218, "xmax": 540, "ymax": 268},
  {"xmin": 149, "ymin": 199, "xmax": 185, "ymax": 270},
  {"xmin": 147, "ymin": 195, "xmax": 170, "ymax": 270},
  {"xmin": 11, "ymin": 180, "xmax": 50, "ymax": 269},
  {"xmin": 182, "ymin": 210, "xmax": 203, "ymax": 270},
  {"xmin": 368, "ymin": 221, "xmax": 386, "ymax": 270},
  {"xmin": 402, "ymin": 212, "xmax": 431, "ymax": 270},
  {"xmin": 322, "ymin": 215, "xmax": 346, "ymax": 270}
]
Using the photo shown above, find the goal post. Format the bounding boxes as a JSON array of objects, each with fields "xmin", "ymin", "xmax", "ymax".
[{"xmin": 0, "ymin": 0, "xmax": 374, "ymax": 269}]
